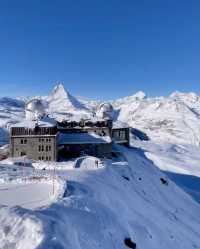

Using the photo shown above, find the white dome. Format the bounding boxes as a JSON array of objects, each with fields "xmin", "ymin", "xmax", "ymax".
[
  {"xmin": 97, "ymin": 103, "xmax": 114, "ymax": 119},
  {"xmin": 25, "ymin": 99, "xmax": 46, "ymax": 120}
]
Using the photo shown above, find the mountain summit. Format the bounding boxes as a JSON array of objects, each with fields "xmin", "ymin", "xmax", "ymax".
[
  {"xmin": 50, "ymin": 83, "xmax": 69, "ymax": 100},
  {"xmin": 47, "ymin": 84, "xmax": 89, "ymax": 114}
]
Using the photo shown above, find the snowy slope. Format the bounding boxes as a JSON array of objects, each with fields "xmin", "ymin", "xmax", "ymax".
[
  {"xmin": 0, "ymin": 145, "xmax": 200, "ymax": 248},
  {"xmin": 0, "ymin": 97, "xmax": 25, "ymax": 145},
  {"xmin": 0, "ymin": 86, "xmax": 200, "ymax": 248},
  {"xmin": 0, "ymin": 97, "xmax": 25, "ymax": 127},
  {"xmin": 113, "ymin": 92, "xmax": 200, "ymax": 145},
  {"xmin": 131, "ymin": 139, "xmax": 200, "ymax": 204}
]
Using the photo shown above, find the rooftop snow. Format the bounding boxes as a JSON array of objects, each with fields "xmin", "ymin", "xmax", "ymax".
[
  {"xmin": 59, "ymin": 132, "xmax": 112, "ymax": 144},
  {"xmin": 11, "ymin": 117, "xmax": 56, "ymax": 129},
  {"xmin": 113, "ymin": 120, "xmax": 129, "ymax": 129},
  {"xmin": 55, "ymin": 113, "xmax": 106, "ymax": 123}
]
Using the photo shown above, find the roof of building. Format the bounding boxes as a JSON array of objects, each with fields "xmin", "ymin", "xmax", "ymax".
[
  {"xmin": 55, "ymin": 113, "xmax": 106, "ymax": 123},
  {"xmin": 59, "ymin": 132, "xmax": 112, "ymax": 145},
  {"xmin": 112, "ymin": 120, "xmax": 130, "ymax": 129},
  {"xmin": 11, "ymin": 117, "xmax": 56, "ymax": 129}
]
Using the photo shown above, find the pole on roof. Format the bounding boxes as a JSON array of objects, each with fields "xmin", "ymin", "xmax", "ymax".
[
  {"xmin": 23, "ymin": 156, "xmax": 25, "ymax": 182},
  {"xmin": 52, "ymin": 164, "xmax": 55, "ymax": 196}
]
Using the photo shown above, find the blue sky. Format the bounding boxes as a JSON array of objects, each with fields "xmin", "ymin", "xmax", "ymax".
[{"xmin": 0, "ymin": 0, "xmax": 200, "ymax": 99}]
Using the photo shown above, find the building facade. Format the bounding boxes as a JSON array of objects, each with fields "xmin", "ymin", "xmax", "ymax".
[
  {"xmin": 10, "ymin": 125, "xmax": 58, "ymax": 161},
  {"xmin": 58, "ymin": 119, "xmax": 113, "ymax": 158},
  {"xmin": 112, "ymin": 127, "xmax": 130, "ymax": 146},
  {"xmin": 10, "ymin": 99, "xmax": 130, "ymax": 161},
  {"xmin": 112, "ymin": 121, "xmax": 130, "ymax": 146}
]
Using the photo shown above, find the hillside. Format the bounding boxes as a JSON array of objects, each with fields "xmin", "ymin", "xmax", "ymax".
[
  {"xmin": 0, "ymin": 85, "xmax": 200, "ymax": 248},
  {"xmin": 0, "ymin": 144, "xmax": 200, "ymax": 249}
]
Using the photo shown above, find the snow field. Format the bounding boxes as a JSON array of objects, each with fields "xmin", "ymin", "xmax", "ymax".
[
  {"xmin": 0, "ymin": 144, "xmax": 200, "ymax": 248},
  {"xmin": 0, "ymin": 170, "xmax": 66, "ymax": 209}
]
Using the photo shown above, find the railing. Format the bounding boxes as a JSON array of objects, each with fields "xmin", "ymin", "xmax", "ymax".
[
  {"xmin": 57, "ymin": 120, "xmax": 112, "ymax": 129},
  {"xmin": 11, "ymin": 127, "xmax": 57, "ymax": 136}
]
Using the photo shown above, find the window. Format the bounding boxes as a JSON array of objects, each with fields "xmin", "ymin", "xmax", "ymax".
[
  {"xmin": 46, "ymin": 156, "xmax": 49, "ymax": 161},
  {"xmin": 39, "ymin": 156, "xmax": 41, "ymax": 160},
  {"xmin": 20, "ymin": 151, "xmax": 26, "ymax": 156},
  {"xmin": 120, "ymin": 131, "xmax": 126, "ymax": 140},
  {"xmin": 102, "ymin": 131, "xmax": 106, "ymax": 136},
  {"xmin": 39, "ymin": 145, "xmax": 44, "ymax": 151},
  {"xmin": 20, "ymin": 139, "xmax": 27, "ymax": 144},
  {"xmin": 49, "ymin": 145, "xmax": 51, "ymax": 151},
  {"xmin": 46, "ymin": 145, "xmax": 49, "ymax": 152}
]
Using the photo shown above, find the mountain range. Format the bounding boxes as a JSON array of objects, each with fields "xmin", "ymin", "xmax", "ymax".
[
  {"xmin": 1, "ymin": 84, "xmax": 200, "ymax": 249},
  {"xmin": 1, "ymin": 84, "xmax": 200, "ymax": 145}
]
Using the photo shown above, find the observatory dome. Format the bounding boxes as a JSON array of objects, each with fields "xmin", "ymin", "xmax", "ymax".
[
  {"xmin": 25, "ymin": 99, "xmax": 46, "ymax": 120},
  {"xmin": 96, "ymin": 103, "xmax": 114, "ymax": 119}
]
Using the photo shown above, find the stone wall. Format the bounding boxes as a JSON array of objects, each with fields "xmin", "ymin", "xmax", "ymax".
[{"xmin": 10, "ymin": 135, "xmax": 57, "ymax": 161}]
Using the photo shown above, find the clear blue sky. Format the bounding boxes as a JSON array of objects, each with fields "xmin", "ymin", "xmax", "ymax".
[{"xmin": 0, "ymin": 0, "xmax": 200, "ymax": 99}]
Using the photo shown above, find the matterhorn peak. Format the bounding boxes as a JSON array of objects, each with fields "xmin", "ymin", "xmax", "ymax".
[
  {"xmin": 51, "ymin": 83, "xmax": 69, "ymax": 100},
  {"xmin": 47, "ymin": 83, "xmax": 89, "ymax": 114}
]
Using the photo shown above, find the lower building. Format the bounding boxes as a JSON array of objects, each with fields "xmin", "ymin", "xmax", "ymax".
[
  {"xmin": 59, "ymin": 131, "xmax": 112, "ymax": 158},
  {"xmin": 112, "ymin": 121, "xmax": 130, "ymax": 146},
  {"xmin": 57, "ymin": 119, "xmax": 113, "ymax": 158}
]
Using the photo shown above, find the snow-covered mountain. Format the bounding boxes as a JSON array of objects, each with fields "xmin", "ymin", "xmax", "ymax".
[
  {"xmin": 45, "ymin": 84, "xmax": 94, "ymax": 121},
  {"xmin": 1, "ymin": 84, "xmax": 200, "ymax": 145},
  {"xmin": 112, "ymin": 91, "xmax": 200, "ymax": 145},
  {"xmin": 46, "ymin": 84, "xmax": 89, "ymax": 113},
  {"xmin": 0, "ymin": 97, "xmax": 25, "ymax": 145},
  {"xmin": 1, "ymin": 85, "xmax": 200, "ymax": 248}
]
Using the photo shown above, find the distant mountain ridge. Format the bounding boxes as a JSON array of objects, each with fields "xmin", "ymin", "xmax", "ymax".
[
  {"xmin": 113, "ymin": 91, "xmax": 200, "ymax": 145},
  {"xmin": 1, "ymin": 84, "xmax": 200, "ymax": 145}
]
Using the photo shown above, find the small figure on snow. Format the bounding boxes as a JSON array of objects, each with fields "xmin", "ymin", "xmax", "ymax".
[{"xmin": 95, "ymin": 160, "xmax": 99, "ymax": 168}]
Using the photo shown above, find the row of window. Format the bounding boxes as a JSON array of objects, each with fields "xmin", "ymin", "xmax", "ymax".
[
  {"xmin": 38, "ymin": 156, "xmax": 51, "ymax": 161},
  {"xmin": 38, "ymin": 145, "xmax": 52, "ymax": 152},
  {"xmin": 20, "ymin": 138, "xmax": 52, "ymax": 144},
  {"xmin": 20, "ymin": 139, "xmax": 27, "ymax": 144},
  {"xmin": 39, "ymin": 138, "xmax": 52, "ymax": 143}
]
